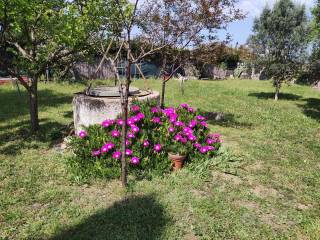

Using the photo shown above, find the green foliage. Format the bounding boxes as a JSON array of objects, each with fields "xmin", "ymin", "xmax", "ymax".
[
  {"xmin": 69, "ymin": 100, "xmax": 221, "ymax": 180},
  {"xmin": 306, "ymin": 0, "xmax": 320, "ymax": 85},
  {"xmin": 234, "ymin": 63, "xmax": 248, "ymax": 78},
  {"xmin": 311, "ymin": 0, "xmax": 320, "ymax": 40},
  {"xmin": 248, "ymin": 0, "xmax": 309, "ymax": 96},
  {"xmin": 0, "ymin": 0, "xmax": 118, "ymax": 76}
]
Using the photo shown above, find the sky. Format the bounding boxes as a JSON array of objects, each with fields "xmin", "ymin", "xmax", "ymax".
[{"xmin": 219, "ymin": 0, "xmax": 316, "ymax": 46}]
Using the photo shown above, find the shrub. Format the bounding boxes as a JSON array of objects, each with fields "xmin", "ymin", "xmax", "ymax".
[{"xmin": 68, "ymin": 100, "xmax": 222, "ymax": 180}]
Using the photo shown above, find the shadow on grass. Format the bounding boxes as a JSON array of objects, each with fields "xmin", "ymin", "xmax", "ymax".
[
  {"xmin": 0, "ymin": 119, "xmax": 73, "ymax": 155},
  {"xmin": 50, "ymin": 195, "xmax": 169, "ymax": 240},
  {"xmin": 298, "ymin": 98, "xmax": 320, "ymax": 121},
  {"xmin": 0, "ymin": 88, "xmax": 73, "ymax": 122},
  {"xmin": 248, "ymin": 92, "xmax": 302, "ymax": 100},
  {"xmin": 0, "ymin": 88, "xmax": 74, "ymax": 155},
  {"xmin": 202, "ymin": 112, "xmax": 253, "ymax": 129}
]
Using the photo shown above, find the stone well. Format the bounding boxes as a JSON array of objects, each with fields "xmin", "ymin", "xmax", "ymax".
[{"xmin": 73, "ymin": 86, "xmax": 160, "ymax": 133}]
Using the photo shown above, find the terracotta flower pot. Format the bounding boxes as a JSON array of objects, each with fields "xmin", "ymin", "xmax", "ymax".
[{"xmin": 168, "ymin": 152, "xmax": 186, "ymax": 171}]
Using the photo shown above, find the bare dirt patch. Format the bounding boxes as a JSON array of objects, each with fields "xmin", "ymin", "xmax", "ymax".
[
  {"xmin": 212, "ymin": 171, "xmax": 243, "ymax": 185},
  {"xmin": 251, "ymin": 185, "xmax": 283, "ymax": 199},
  {"xmin": 183, "ymin": 233, "xmax": 199, "ymax": 240},
  {"xmin": 234, "ymin": 200, "xmax": 260, "ymax": 211},
  {"xmin": 234, "ymin": 200, "xmax": 295, "ymax": 230},
  {"xmin": 190, "ymin": 189, "xmax": 208, "ymax": 199},
  {"xmin": 71, "ymin": 180, "xmax": 124, "ymax": 208},
  {"xmin": 246, "ymin": 161, "xmax": 264, "ymax": 172}
]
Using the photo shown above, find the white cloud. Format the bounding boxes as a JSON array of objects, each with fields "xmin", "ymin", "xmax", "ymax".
[{"xmin": 237, "ymin": 0, "xmax": 315, "ymax": 17}]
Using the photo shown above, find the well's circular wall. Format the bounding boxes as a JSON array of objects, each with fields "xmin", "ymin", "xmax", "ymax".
[{"xmin": 73, "ymin": 91, "xmax": 160, "ymax": 133}]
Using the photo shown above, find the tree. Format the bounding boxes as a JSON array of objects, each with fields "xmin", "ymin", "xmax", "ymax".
[
  {"xmin": 310, "ymin": 0, "xmax": 320, "ymax": 65},
  {"xmin": 307, "ymin": 0, "xmax": 320, "ymax": 85},
  {"xmin": 0, "ymin": 0, "xmax": 114, "ymax": 131},
  {"xmin": 311, "ymin": 0, "xmax": 320, "ymax": 50},
  {"xmin": 138, "ymin": 0, "xmax": 244, "ymax": 107},
  {"xmin": 108, "ymin": 0, "xmax": 244, "ymax": 186},
  {"xmin": 248, "ymin": 0, "xmax": 309, "ymax": 100}
]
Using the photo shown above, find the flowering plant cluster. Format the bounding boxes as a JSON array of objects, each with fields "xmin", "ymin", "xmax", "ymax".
[{"xmin": 69, "ymin": 100, "xmax": 221, "ymax": 179}]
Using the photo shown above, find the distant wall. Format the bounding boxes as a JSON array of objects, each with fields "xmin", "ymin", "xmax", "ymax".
[
  {"xmin": 72, "ymin": 59, "xmax": 161, "ymax": 80},
  {"xmin": 73, "ymin": 60, "xmax": 114, "ymax": 80}
]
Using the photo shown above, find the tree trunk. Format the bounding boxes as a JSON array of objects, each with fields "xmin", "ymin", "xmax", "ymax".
[
  {"xmin": 160, "ymin": 55, "xmax": 167, "ymax": 108},
  {"xmin": 29, "ymin": 77, "xmax": 39, "ymax": 132},
  {"xmin": 160, "ymin": 80, "xmax": 166, "ymax": 108},
  {"xmin": 120, "ymin": 40, "xmax": 132, "ymax": 187},
  {"xmin": 274, "ymin": 82, "xmax": 280, "ymax": 101}
]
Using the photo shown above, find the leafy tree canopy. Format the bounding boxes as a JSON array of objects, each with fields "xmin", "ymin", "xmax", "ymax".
[{"xmin": 248, "ymin": 0, "xmax": 309, "ymax": 99}]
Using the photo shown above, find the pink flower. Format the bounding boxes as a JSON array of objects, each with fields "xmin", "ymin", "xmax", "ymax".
[
  {"xmin": 180, "ymin": 137, "xmax": 187, "ymax": 144},
  {"xmin": 78, "ymin": 131, "xmax": 87, "ymax": 138},
  {"xmin": 167, "ymin": 112, "xmax": 178, "ymax": 122},
  {"xmin": 151, "ymin": 107, "xmax": 159, "ymax": 113},
  {"xmin": 200, "ymin": 121, "xmax": 208, "ymax": 127},
  {"xmin": 188, "ymin": 120, "xmax": 197, "ymax": 128},
  {"xmin": 207, "ymin": 146, "xmax": 215, "ymax": 151},
  {"xmin": 168, "ymin": 126, "xmax": 175, "ymax": 133},
  {"xmin": 131, "ymin": 105, "xmax": 140, "ymax": 112},
  {"xmin": 174, "ymin": 121, "xmax": 184, "ymax": 127},
  {"xmin": 188, "ymin": 135, "xmax": 196, "ymax": 141},
  {"xmin": 101, "ymin": 119, "xmax": 114, "ymax": 128},
  {"xmin": 131, "ymin": 156, "xmax": 140, "ymax": 165},
  {"xmin": 127, "ymin": 132, "xmax": 135, "ymax": 138},
  {"xmin": 117, "ymin": 119, "xmax": 124, "ymax": 126},
  {"xmin": 180, "ymin": 103, "xmax": 189, "ymax": 108},
  {"xmin": 183, "ymin": 127, "xmax": 193, "ymax": 133},
  {"xmin": 136, "ymin": 112, "xmax": 145, "ymax": 120},
  {"xmin": 170, "ymin": 117, "xmax": 177, "ymax": 123},
  {"xmin": 101, "ymin": 121, "xmax": 110, "ymax": 128},
  {"xmin": 127, "ymin": 118, "xmax": 134, "ymax": 125},
  {"xmin": 112, "ymin": 151, "xmax": 122, "ymax": 159},
  {"xmin": 126, "ymin": 139, "xmax": 131, "ymax": 146},
  {"xmin": 163, "ymin": 107, "xmax": 175, "ymax": 117},
  {"xmin": 194, "ymin": 143, "xmax": 201, "ymax": 149},
  {"xmin": 208, "ymin": 133, "xmax": 222, "ymax": 143},
  {"xmin": 92, "ymin": 149, "xmax": 101, "ymax": 157},
  {"xmin": 154, "ymin": 144, "xmax": 162, "ymax": 152},
  {"xmin": 103, "ymin": 142, "xmax": 115, "ymax": 151},
  {"xmin": 111, "ymin": 130, "xmax": 120, "ymax": 137},
  {"xmin": 131, "ymin": 125, "xmax": 139, "ymax": 133},
  {"xmin": 196, "ymin": 115, "xmax": 206, "ymax": 121},
  {"xmin": 206, "ymin": 138, "xmax": 214, "ymax": 145},
  {"xmin": 101, "ymin": 144, "xmax": 109, "ymax": 153},
  {"xmin": 125, "ymin": 149, "xmax": 133, "ymax": 156},
  {"xmin": 143, "ymin": 140, "xmax": 150, "ymax": 147},
  {"xmin": 199, "ymin": 146, "xmax": 209, "ymax": 154},
  {"xmin": 188, "ymin": 107, "xmax": 194, "ymax": 112},
  {"xmin": 151, "ymin": 117, "xmax": 161, "ymax": 124},
  {"xmin": 133, "ymin": 116, "xmax": 140, "ymax": 123},
  {"xmin": 174, "ymin": 135, "xmax": 182, "ymax": 141}
]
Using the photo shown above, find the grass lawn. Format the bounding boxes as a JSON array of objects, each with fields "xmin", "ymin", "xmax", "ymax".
[{"xmin": 0, "ymin": 79, "xmax": 319, "ymax": 239}]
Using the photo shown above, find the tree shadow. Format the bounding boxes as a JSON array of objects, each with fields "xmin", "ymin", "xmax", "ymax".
[
  {"xmin": 50, "ymin": 195, "xmax": 169, "ymax": 240},
  {"xmin": 248, "ymin": 92, "xmax": 302, "ymax": 100},
  {"xmin": 0, "ymin": 87, "xmax": 75, "ymax": 155},
  {"xmin": 0, "ymin": 118, "xmax": 73, "ymax": 156},
  {"xmin": 298, "ymin": 98, "xmax": 320, "ymax": 121},
  {"xmin": 201, "ymin": 111, "xmax": 253, "ymax": 129},
  {"xmin": 0, "ymin": 88, "xmax": 74, "ymax": 122}
]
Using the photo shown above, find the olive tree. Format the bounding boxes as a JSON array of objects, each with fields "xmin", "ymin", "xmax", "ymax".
[{"xmin": 248, "ymin": 0, "xmax": 309, "ymax": 100}]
